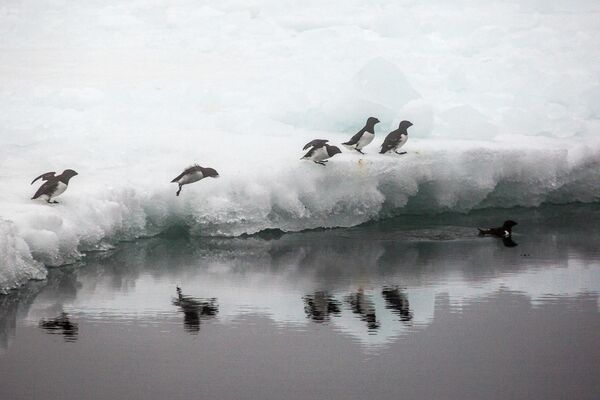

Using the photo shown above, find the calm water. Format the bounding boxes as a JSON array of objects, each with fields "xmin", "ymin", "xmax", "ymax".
[{"xmin": 1, "ymin": 206, "xmax": 600, "ymax": 400}]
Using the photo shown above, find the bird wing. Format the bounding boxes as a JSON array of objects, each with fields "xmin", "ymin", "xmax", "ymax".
[
  {"xmin": 302, "ymin": 147, "xmax": 317, "ymax": 159},
  {"xmin": 342, "ymin": 129, "xmax": 365, "ymax": 145},
  {"xmin": 303, "ymin": 139, "xmax": 328, "ymax": 150},
  {"xmin": 171, "ymin": 165, "xmax": 201, "ymax": 182},
  {"xmin": 380, "ymin": 130, "xmax": 401, "ymax": 152},
  {"xmin": 31, "ymin": 171, "xmax": 56, "ymax": 185},
  {"xmin": 32, "ymin": 180, "xmax": 58, "ymax": 199}
]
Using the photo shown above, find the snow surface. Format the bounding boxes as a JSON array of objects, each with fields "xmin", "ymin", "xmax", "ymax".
[{"xmin": 1, "ymin": 0, "xmax": 600, "ymax": 290}]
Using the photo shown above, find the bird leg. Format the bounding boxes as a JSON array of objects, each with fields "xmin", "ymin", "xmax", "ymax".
[
  {"xmin": 176, "ymin": 185, "xmax": 182, "ymax": 196},
  {"xmin": 355, "ymin": 148, "xmax": 365, "ymax": 154},
  {"xmin": 314, "ymin": 161, "xmax": 327, "ymax": 166},
  {"xmin": 395, "ymin": 151, "xmax": 407, "ymax": 155},
  {"xmin": 48, "ymin": 200, "xmax": 59, "ymax": 204}
]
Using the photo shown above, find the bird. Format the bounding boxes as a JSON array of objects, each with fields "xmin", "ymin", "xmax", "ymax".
[
  {"xmin": 478, "ymin": 220, "xmax": 518, "ymax": 238},
  {"xmin": 31, "ymin": 169, "xmax": 78, "ymax": 204},
  {"xmin": 342, "ymin": 117, "xmax": 380, "ymax": 154},
  {"xmin": 301, "ymin": 143, "xmax": 342, "ymax": 166},
  {"xmin": 303, "ymin": 139, "xmax": 329, "ymax": 150},
  {"xmin": 380, "ymin": 120, "xmax": 413, "ymax": 154},
  {"xmin": 171, "ymin": 164, "xmax": 219, "ymax": 196}
]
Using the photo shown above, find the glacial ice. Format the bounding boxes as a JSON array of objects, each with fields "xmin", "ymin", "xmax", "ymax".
[{"xmin": 1, "ymin": 0, "xmax": 600, "ymax": 291}]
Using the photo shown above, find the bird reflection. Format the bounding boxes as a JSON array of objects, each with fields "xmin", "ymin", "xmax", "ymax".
[
  {"xmin": 303, "ymin": 291, "xmax": 341, "ymax": 323},
  {"xmin": 345, "ymin": 290, "xmax": 380, "ymax": 331},
  {"xmin": 39, "ymin": 313, "xmax": 78, "ymax": 342},
  {"xmin": 503, "ymin": 236, "xmax": 518, "ymax": 247},
  {"xmin": 382, "ymin": 286, "xmax": 413, "ymax": 322},
  {"xmin": 172, "ymin": 287, "xmax": 218, "ymax": 334}
]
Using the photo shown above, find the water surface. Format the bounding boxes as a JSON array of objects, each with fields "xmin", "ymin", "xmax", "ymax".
[{"xmin": 1, "ymin": 206, "xmax": 600, "ymax": 400}]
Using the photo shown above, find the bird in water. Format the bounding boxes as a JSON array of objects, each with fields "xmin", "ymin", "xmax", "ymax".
[
  {"xmin": 342, "ymin": 117, "xmax": 380, "ymax": 154},
  {"xmin": 31, "ymin": 169, "xmax": 78, "ymax": 204},
  {"xmin": 380, "ymin": 120, "xmax": 413, "ymax": 155},
  {"xmin": 171, "ymin": 165, "xmax": 219, "ymax": 196},
  {"xmin": 478, "ymin": 220, "xmax": 518, "ymax": 238},
  {"xmin": 301, "ymin": 142, "xmax": 342, "ymax": 166}
]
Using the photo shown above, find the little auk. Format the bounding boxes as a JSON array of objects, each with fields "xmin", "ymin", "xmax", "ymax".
[
  {"xmin": 171, "ymin": 165, "xmax": 219, "ymax": 196},
  {"xmin": 380, "ymin": 120, "xmax": 413, "ymax": 155},
  {"xmin": 301, "ymin": 143, "xmax": 342, "ymax": 166},
  {"xmin": 31, "ymin": 169, "xmax": 78, "ymax": 204},
  {"xmin": 342, "ymin": 117, "xmax": 379, "ymax": 154},
  {"xmin": 478, "ymin": 220, "xmax": 518, "ymax": 238}
]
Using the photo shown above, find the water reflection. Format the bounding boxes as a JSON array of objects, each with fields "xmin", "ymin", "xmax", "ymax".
[
  {"xmin": 172, "ymin": 287, "xmax": 218, "ymax": 334},
  {"xmin": 382, "ymin": 287, "xmax": 413, "ymax": 322},
  {"xmin": 303, "ymin": 291, "xmax": 341, "ymax": 323},
  {"xmin": 503, "ymin": 237, "xmax": 518, "ymax": 248},
  {"xmin": 0, "ymin": 204, "xmax": 599, "ymax": 353},
  {"xmin": 39, "ymin": 313, "xmax": 78, "ymax": 342},
  {"xmin": 345, "ymin": 290, "xmax": 380, "ymax": 332}
]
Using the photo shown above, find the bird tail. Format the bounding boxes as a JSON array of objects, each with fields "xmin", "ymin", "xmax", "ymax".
[{"xmin": 477, "ymin": 228, "xmax": 486, "ymax": 235}]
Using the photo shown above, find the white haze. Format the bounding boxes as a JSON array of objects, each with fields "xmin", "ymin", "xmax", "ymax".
[{"xmin": 1, "ymin": 0, "xmax": 600, "ymax": 290}]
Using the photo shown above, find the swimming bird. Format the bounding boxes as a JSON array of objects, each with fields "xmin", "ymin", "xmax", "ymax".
[
  {"xmin": 31, "ymin": 169, "xmax": 78, "ymax": 203},
  {"xmin": 171, "ymin": 165, "xmax": 219, "ymax": 196},
  {"xmin": 303, "ymin": 139, "xmax": 329, "ymax": 150},
  {"xmin": 301, "ymin": 143, "xmax": 342, "ymax": 166},
  {"xmin": 380, "ymin": 120, "xmax": 413, "ymax": 155},
  {"xmin": 478, "ymin": 220, "xmax": 518, "ymax": 238},
  {"xmin": 342, "ymin": 117, "xmax": 380, "ymax": 154}
]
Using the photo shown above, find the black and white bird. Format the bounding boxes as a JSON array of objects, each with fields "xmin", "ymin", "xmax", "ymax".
[
  {"xmin": 342, "ymin": 117, "xmax": 380, "ymax": 154},
  {"xmin": 478, "ymin": 220, "xmax": 518, "ymax": 238},
  {"xmin": 301, "ymin": 142, "xmax": 342, "ymax": 166},
  {"xmin": 31, "ymin": 169, "xmax": 78, "ymax": 204},
  {"xmin": 171, "ymin": 165, "xmax": 219, "ymax": 196},
  {"xmin": 380, "ymin": 120, "xmax": 413, "ymax": 155}
]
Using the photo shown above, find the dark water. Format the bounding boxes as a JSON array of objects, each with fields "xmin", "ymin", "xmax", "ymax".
[{"xmin": 1, "ymin": 205, "xmax": 600, "ymax": 400}]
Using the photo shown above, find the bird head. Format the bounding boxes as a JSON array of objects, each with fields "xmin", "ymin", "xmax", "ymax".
[
  {"xmin": 366, "ymin": 117, "xmax": 380, "ymax": 128},
  {"xmin": 62, "ymin": 169, "xmax": 78, "ymax": 180},
  {"xmin": 202, "ymin": 167, "xmax": 219, "ymax": 178},
  {"xmin": 399, "ymin": 120, "xmax": 413, "ymax": 130},
  {"xmin": 327, "ymin": 145, "xmax": 342, "ymax": 156},
  {"xmin": 503, "ymin": 220, "xmax": 518, "ymax": 228}
]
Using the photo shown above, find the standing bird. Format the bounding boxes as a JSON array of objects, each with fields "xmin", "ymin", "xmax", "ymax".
[
  {"xmin": 301, "ymin": 143, "xmax": 342, "ymax": 166},
  {"xmin": 171, "ymin": 164, "xmax": 219, "ymax": 196},
  {"xmin": 31, "ymin": 169, "xmax": 78, "ymax": 204},
  {"xmin": 478, "ymin": 220, "xmax": 518, "ymax": 238},
  {"xmin": 342, "ymin": 117, "xmax": 380, "ymax": 154},
  {"xmin": 380, "ymin": 120, "xmax": 413, "ymax": 155}
]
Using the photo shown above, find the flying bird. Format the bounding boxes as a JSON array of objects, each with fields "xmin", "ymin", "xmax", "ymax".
[
  {"xmin": 31, "ymin": 169, "xmax": 78, "ymax": 204},
  {"xmin": 171, "ymin": 165, "xmax": 219, "ymax": 196},
  {"xmin": 380, "ymin": 120, "xmax": 413, "ymax": 155},
  {"xmin": 342, "ymin": 117, "xmax": 380, "ymax": 154},
  {"xmin": 478, "ymin": 220, "xmax": 518, "ymax": 238},
  {"xmin": 301, "ymin": 143, "xmax": 342, "ymax": 166}
]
